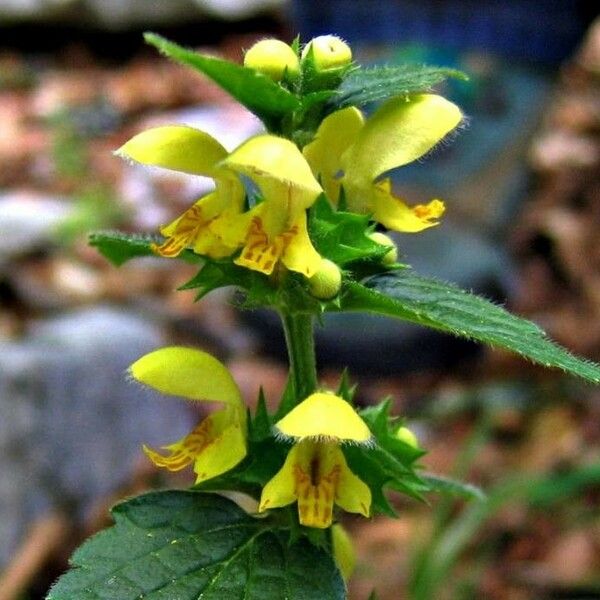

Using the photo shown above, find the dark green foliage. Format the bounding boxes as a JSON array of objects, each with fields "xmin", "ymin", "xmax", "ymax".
[
  {"xmin": 332, "ymin": 65, "xmax": 468, "ymax": 109},
  {"xmin": 48, "ymin": 491, "xmax": 345, "ymax": 599},
  {"xmin": 145, "ymin": 33, "xmax": 300, "ymax": 131},
  {"xmin": 344, "ymin": 400, "xmax": 429, "ymax": 516},
  {"xmin": 89, "ymin": 231, "xmax": 164, "ymax": 266},
  {"xmin": 309, "ymin": 196, "xmax": 388, "ymax": 267},
  {"xmin": 339, "ymin": 272, "xmax": 600, "ymax": 384}
]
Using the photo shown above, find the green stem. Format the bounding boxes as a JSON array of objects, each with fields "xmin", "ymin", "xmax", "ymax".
[{"xmin": 280, "ymin": 312, "xmax": 318, "ymax": 402}]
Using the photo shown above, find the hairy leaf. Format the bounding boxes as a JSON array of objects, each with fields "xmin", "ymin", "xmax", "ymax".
[
  {"xmin": 340, "ymin": 272, "xmax": 600, "ymax": 384},
  {"xmin": 421, "ymin": 473, "xmax": 486, "ymax": 501},
  {"xmin": 89, "ymin": 231, "xmax": 159, "ymax": 266},
  {"xmin": 309, "ymin": 196, "xmax": 387, "ymax": 266},
  {"xmin": 145, "ymin": 33, "xmax": 300, "ymax": 130},
  {"xmin": 89, "ymin": 231, "xmax": 200, "ymax": 267},
  {"xmin": 333, "ymin": 64, "xmax": 467, "ymax": 109},
  {"xmin": 48, "ymin": 491, "xmax": 345, "ymax": 600}
]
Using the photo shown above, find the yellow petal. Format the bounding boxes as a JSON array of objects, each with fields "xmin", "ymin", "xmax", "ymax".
[
  {"xmin": 192, "ymin": 411, "xmax": 247, "ymax": 482},
  {"xmin": 157, "ymin": 186, "xmax": 246, "ymax": 259},
  {"xmin": 303, "ymin": 106, "xmax": 364, "ymax": 203},
  {"xmin": 371, "ymin": 180, "xmax": 445, "ymax": 232},
  {"xmin": 259, "ymin": 443, "xmax": 299, "ymax": 513},
  {"xmin": 116, "ymin": 125, "xmax": 228, "ymax": 176},
  {"xmin": 260, "ymin": 440, "xmax": 370, "ymax": 528},
  {"xmin": 281, "ymin": 212, "xmax": 323, "ymax": 278},
  {"xmin": 129, "ymin": 346, "xmax": 242, "ymax": 406},
  {"xmin": 143, "ymin": 408, "xmax": 247, "ymax": 482},
  {"xmin": 224, "ymin": 134, "xmax": 323, "ymax": 213},
  {"xmin": 333, "ymin": 447, "xmax": 371, "ymax": 518},
  {"xmin": 155, "ymin": 199, "xmax": 213, "ymax": 258},
  {"xmin": 234, "ymin": 213, "xmax": 287, "ymax": 276},
  {"xmin": 331, "ymin": 524, "xmax": 356, "ymax": 580},
  {"xmin": 143, "ymin": 414, "xmax": 216, "ymax": 472},
  {"xmin": 209, "ymin": 207, "xmax": 254, "ymax": 251},
  {"xmin": 275, "ymin": 392, "xmax": 372, "ymax": 443},
  {"xmin": 343, "ymin": 94, "xmax": 462, "ymax": 184},
  {"xmin": 294, "ymin": 442, "xmax": 338, "ymax": 528}
]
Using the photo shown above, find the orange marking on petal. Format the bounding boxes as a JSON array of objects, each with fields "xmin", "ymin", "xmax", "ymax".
[
  {"xmin": 154, "ymin": 205, "xmax": 213, "ymax": 258},
  {"xmin": 142, "ymin": 419, "xmax": 213, "ymax": 473}
]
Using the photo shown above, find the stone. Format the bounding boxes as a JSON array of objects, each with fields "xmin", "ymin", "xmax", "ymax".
[
  {"xmin": 0, "ymin": 191, "xmax": 72, "ymax": 263},
  {"xmin": 0, "ymin": 306, "xmax": 191, "ymax": 567}
]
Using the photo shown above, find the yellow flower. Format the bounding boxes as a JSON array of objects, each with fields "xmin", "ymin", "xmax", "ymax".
[
  {"xmin": 222, "ymin": 134, "xmax": 324, "ymax": 277},
  {"xmin": 129, "ymin": 346, "xmax": 247, "ymax": 483},
  {"xmin": 118, "ymin": 127, "xmax": 325, "ymax": 277},
  {"xmin": 303, "ymin": 94, "xmax": 462, "ymax": 232},
  {"xmin": 116, "ymin": 125, "xmax": 246, "ymax": 259},
  {"xmin": 259, "ymin": 392, "xmax": 372, "ymax": 528}
]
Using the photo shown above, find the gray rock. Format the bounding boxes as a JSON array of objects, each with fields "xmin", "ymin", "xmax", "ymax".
[
  {"xmin": 0, "ymin": 191, "xmax": 72, "ymax": 263},
  {"xmin": 0, "ymin": 306, "xmax": 192, "ymax": 566}
]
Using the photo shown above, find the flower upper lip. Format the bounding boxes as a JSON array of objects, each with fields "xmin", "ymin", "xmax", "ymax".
[
  {"xmin": 303, "ymin": 93, "xmax": 462, "ymax": 232},
  {"xmin": 130, "ymin": 346, "xmax": 247, "ymax": 484}
]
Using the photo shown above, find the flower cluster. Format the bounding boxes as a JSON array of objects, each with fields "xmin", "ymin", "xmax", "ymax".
[
  {"xmin": 122, "ymin": 35, "xmax": 455, "ymax": 532},
  {"xmin": 131, "ymin": 347, "xmax": 373, "ymax": 529},
  {"xmin": 116, "ymin": 36, "xmax": 462, "ymax": 289}
]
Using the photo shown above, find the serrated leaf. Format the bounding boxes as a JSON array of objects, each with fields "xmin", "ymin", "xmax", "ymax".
[
  {"xmin": 301, "ymin": 90, "xmax": 339, "ymax": 112},
  {"xmin": 48, "ymin": 491, "xmax": 345, "ymax": 600},
  {"xmin": 89, "ymin": 231, "xmax": 160, "ymax": 266},
  {"xmin": 343, "ymin": 446, "xmax": 398, "ymax": 518},
  {"xmin": 179, "ymin": 259, "xmax": 274, "ymax": 302},
  {"xmin": 251, "ymin": 388, "xmax": 273, "ymax": 442},
  {"xmin": 345, "ymin": 440, "xmax": 427, "ymax": 517},
  {"xmin": 339, "ymin": 398, "xmax": 430, "ymax": 515},
  {"xmin": 335, "ymin": 369, "xmax": 357, "ymax": 403},
  {"xmin": 420, "ymin": 473, "xmax": 486, "ymax": 501},
  {"xmin": 360, "ymin": 400, "xmax": 425, "ymax": 465},
  {"xmin": 332, "ymin": 64, "xmax": 467, "ymax": 109},
  {"xmin": 309, "ymin": 196, "xmax": 386, "ymax": 266},
  {"xmin": 339, "ymin": 271, "xmax": 600, "ymax": 384},
  {"xmin": 145, "ymin": 33, "xmax": 300, "ymax": 130}
]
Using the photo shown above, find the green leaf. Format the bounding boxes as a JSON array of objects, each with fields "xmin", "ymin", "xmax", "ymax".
[
  {"xmin": 309, "ymin": 196, "xmax": 386, "ymax": 266},
  {"xmin": 300, "ymin": 90, "xmax": 339, "ymax": 112},
  {"xmin": 332, "ymin": 64, "xmax": 468, "ymax": 109},
  {"xmin": 48, "ymin": 491, "xmax": 345, "ymax": 600},
  {"xmin": 360, "ymin": 400, "xmax": 425, "ymax": 465},
  {"xmin": 340, "ymin": 271, "xmax": 600, "ymax": 384},
  {"xmin": 180, "ymin": 259, "xmax": 326, "ymax": 314},
  {"xmin": 335, "ymin": 369, "xmax": 357, "ymax": 403},
  {"xmin": 89, "ymin": 231, "xmax": 161, "ymax": 266},
  {"xmin": 145, "ymin": 33, "xmax": 300, "ymax": 130},
  {"xmin": 420, "ymin": 473, "xmax": 486, "ymax": 501},
  {"xmin": 179, "ymin": 259, "xmax": 273, "ymax": 302},
  {"xmin": 251, "ymin": 388, "xmax": 273, "ymax": 442}
]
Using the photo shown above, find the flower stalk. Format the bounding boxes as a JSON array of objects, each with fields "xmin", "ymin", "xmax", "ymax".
[{"xmin": 281, "ymin": 311, "xmax": 318, "ymax": 403}]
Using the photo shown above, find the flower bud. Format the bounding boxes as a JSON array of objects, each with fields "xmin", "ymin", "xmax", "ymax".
[
  {"xmin": 368, "ymin": 232, "xmax": 398, "ymax": 265},
  {"xmin": 308, "ymin": 258, "xmax": 342, "ymax": 299},
  {"xmin": 396, "ymin": 426, "xmax": 419, "ymax": 448},
  {"xmin": 302, "ymin": 35, "xmax": 352, "ymax": 71},
  {"xmin": 244, "ymin": 39, "xmax": 300, "ymax": 81}
]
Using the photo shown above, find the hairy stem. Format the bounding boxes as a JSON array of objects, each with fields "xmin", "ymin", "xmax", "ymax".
[{"xmin": 281, "ymin": 312, "xmax": 318, "ymax": 402}]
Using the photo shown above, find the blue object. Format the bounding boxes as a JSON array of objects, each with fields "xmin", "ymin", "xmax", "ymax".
[{"xmin": 292, "ymin": 0, "xmax": 587, "ymax": 65}]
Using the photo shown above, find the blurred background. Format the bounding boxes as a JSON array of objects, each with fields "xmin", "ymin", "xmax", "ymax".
[{"xmin": 0, "ymin": 1, "xmax": 599, "ymax": 598}]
